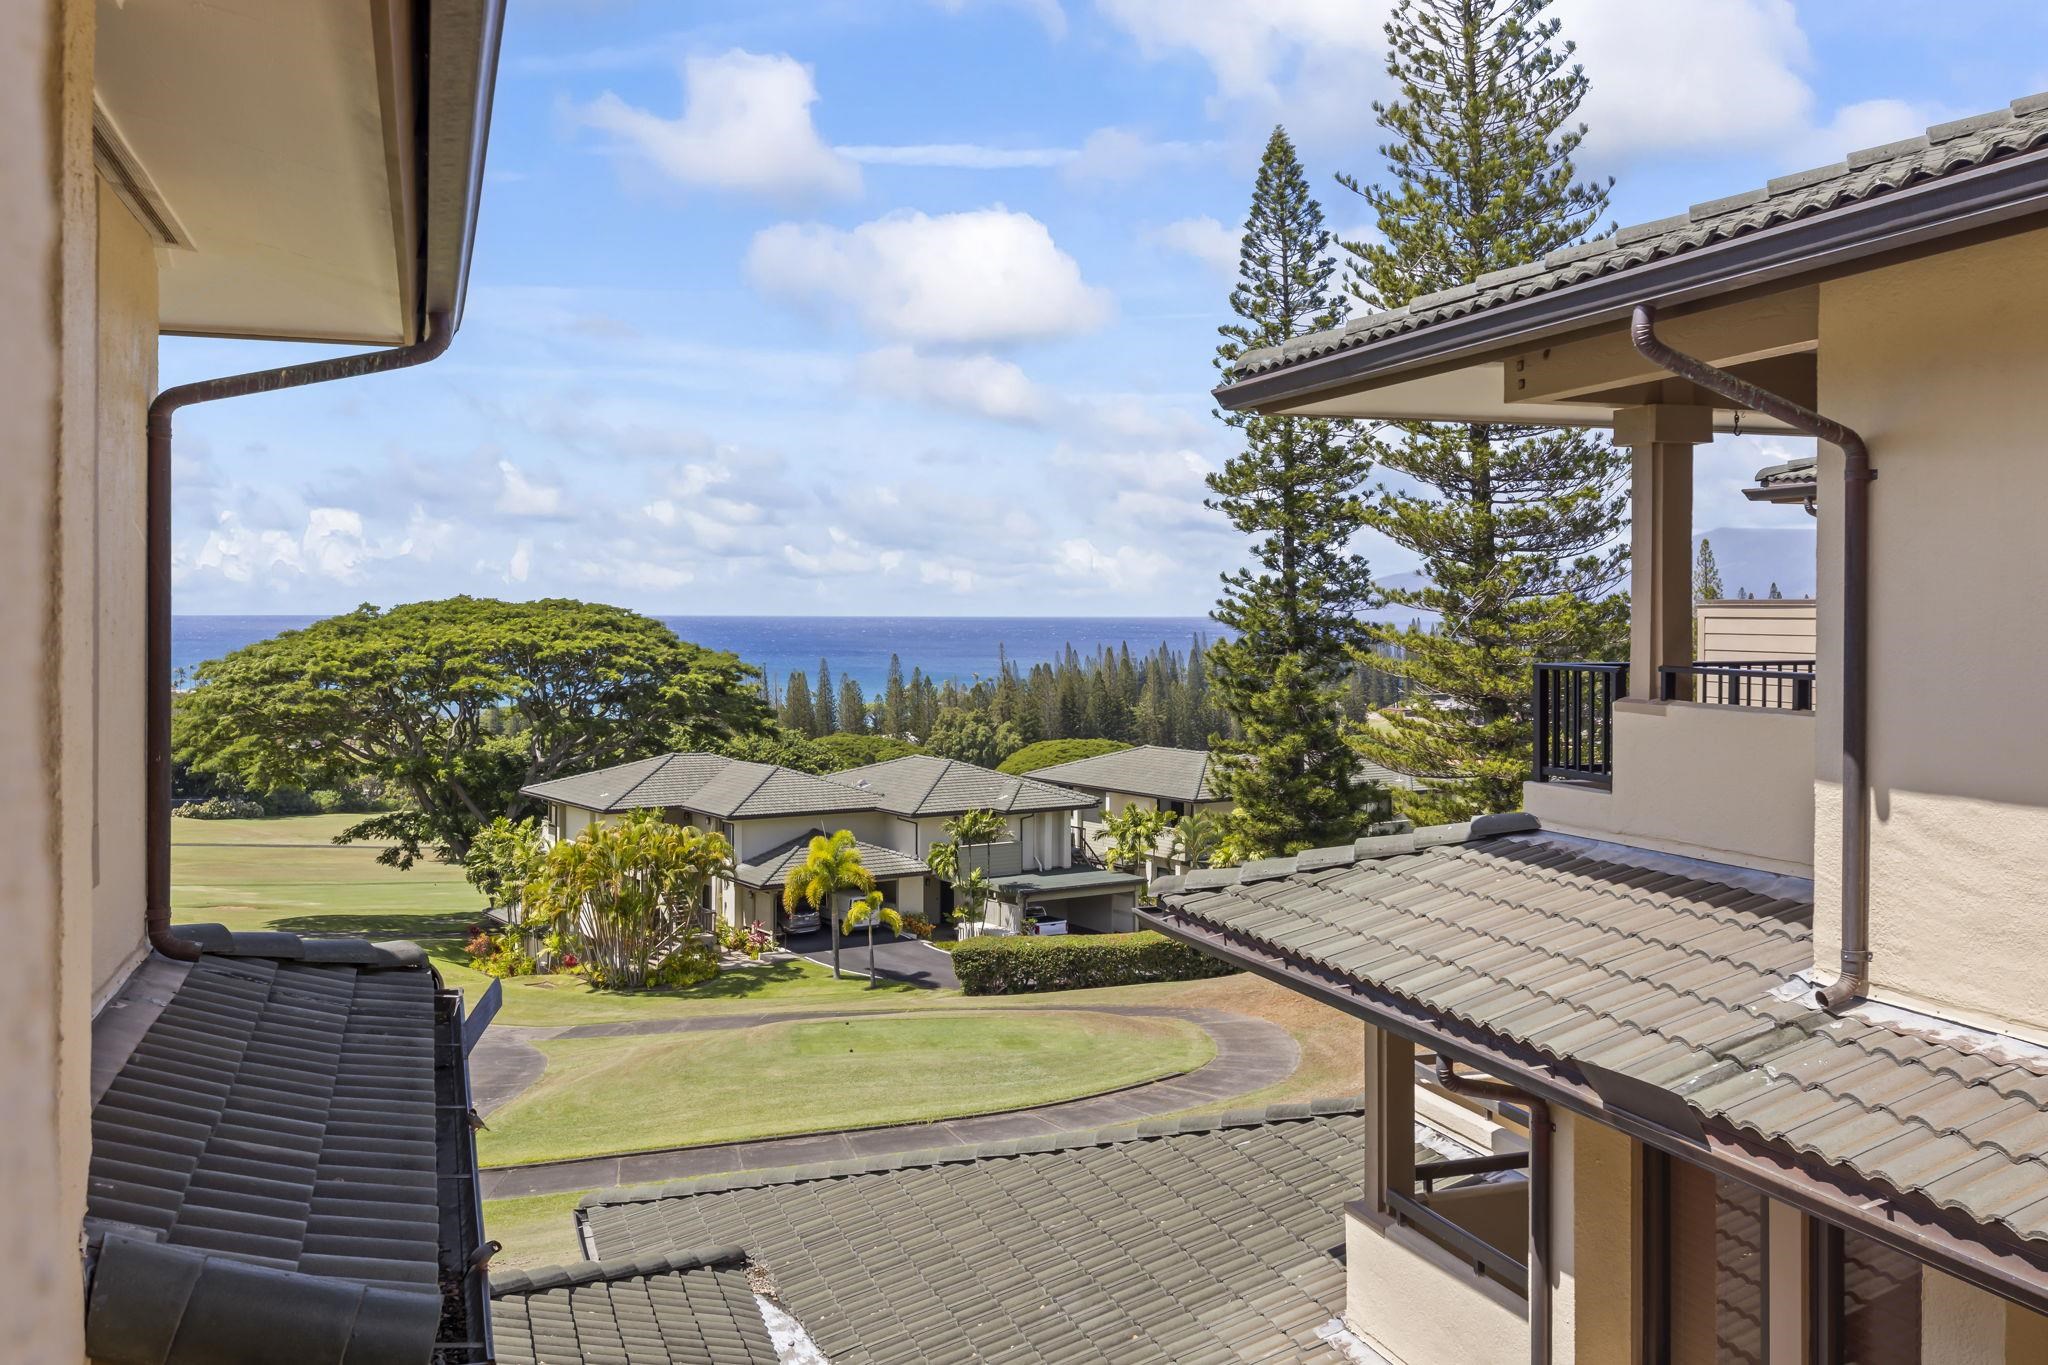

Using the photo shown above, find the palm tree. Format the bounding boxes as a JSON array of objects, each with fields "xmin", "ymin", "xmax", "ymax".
[
  {"xmin": 953, "ymin": 866, "xmax": 995, "ymax": 935},
  {"xmin": 782, "ymin": 830, "xmax": 874, "ymax": 978},
  {"xmin": 843, "ymin": 890, "xmax": 902, "ymax": 989},
  {"xmin": 1170, "ymin": 809, "xmax": 1228, "ymax": 872}
]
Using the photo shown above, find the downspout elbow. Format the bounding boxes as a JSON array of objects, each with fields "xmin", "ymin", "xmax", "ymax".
[{"xmin": 1630, "ymin": 304, "xmax": 1871, "ymax": 1012}]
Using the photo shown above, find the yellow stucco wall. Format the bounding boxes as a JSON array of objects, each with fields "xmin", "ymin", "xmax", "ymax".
[
  {"xmin": 1345, "ymin": 1206, "xmax": 1528, "ymax": 1365},
  {"xmin": 4, "ymin": 2, "xmax": 97, "ymax": 1358},
  {"xmin": 1524, "ymin": 699, "xmax": 1816, "ymax": 875},
  {"xmin": 1814, "ymin": 226, "xmax": 2048, "ymax": 1033},
  {"xmin": 91, "ymin": 179, "xmax": 156, "ymax": 1003}
]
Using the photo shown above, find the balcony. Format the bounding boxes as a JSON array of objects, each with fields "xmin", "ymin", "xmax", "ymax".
[{"xmin": 1528, "ymin": 659, "xmax": 1816, "ymax": 874}]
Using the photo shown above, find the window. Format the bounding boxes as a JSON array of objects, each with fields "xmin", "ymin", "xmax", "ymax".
[
  {"xmin": 1812, "ymin": 1225, "xmax": 1921, "ymax": 1365},
  {"xmin": 1654, "ymin": 1157, "xmax": 1766, "ymax": 1365},
  {"xmin": 1371, "ymin": 1034, "xmax": 1532, "ymax": 1295}
]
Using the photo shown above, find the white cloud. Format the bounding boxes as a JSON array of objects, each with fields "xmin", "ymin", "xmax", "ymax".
[
  {"xmin": 919, "ymin": 559, "xmax": 979, "ymax": 593},
  {"xmin": 571, "ymin": 50, "xmax": 860, "ymax": 199},
  {"xmin": 928, "ymin": 0, "xmax": 1067, "ymax": 39},
  {"xmin": 1098, "ymin": 0, "xmax": 1385, "ymax": 105},
  {"xmin": 1063, "ymin": 127, "xmax": 1218, "ymax": 183},
  {"xmin": 857, "ymin": 346, "xmax": 1050, "ymax": 424},
  {"xmin": 1790, "ymin": 98, "xmax": 1943, "ymax": 167},
  {"xmin": 494, "ymin": 461, "xmax": 564, "ymax": 517},
  {"xmin": 1051, "ymin": 538, "xmax": 1177, "ymax": 592},
  {"xmin": 838, "ymin": 143, "xmax": 1073, "ymax": 169},
  {"xmin": 1151, "ymin": 216, "xmax": 1240, "ymax": 276},
  {"xmin": 746, "ymin": 207, "xmax": 1112, "ymax": 345},
  {"xmin": 783, "ymin": 526, "xmax": 906, "ymax": 577}
]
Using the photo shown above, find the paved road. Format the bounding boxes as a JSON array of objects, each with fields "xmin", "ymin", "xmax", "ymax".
[
  {"xmin": 781, "ymin": 929, "xmax": 960, "ymax": 990},
  {"xmin": 476, "ymin": 1003, "xmax": 1304, "ymax": 1198}
]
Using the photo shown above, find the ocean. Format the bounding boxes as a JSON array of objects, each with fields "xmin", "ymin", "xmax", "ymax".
[{"xmin": 171, "ymin": 614, "xmax": 1229, "ymax": 692}]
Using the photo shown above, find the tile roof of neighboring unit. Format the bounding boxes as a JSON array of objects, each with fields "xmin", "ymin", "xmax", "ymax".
[
  {"xmin": 1026, "ymin": 743, "xmax": 1217, "ymax": 802},
  {"xmin": 1220, "ymin": 93, "xmax": 2048, "ymax": 391},
  {"xmin": 830, "ymin": 753, "xmax": 1098, "ymax": 816},
  {"xmin": 1150, "ymin": 818, "xmax": 2048, "ymax": 1248},
  {"xmin": 733, "ymin": 830, "xmax": 929, "ymax": 889},
  {"xmin": 83, "ymin": 929, "xmax": 469, "ymax": 1364},
  {"xmin": 520, "ymin": 753, "xmax": 877, "ymax": 820},
  {"xmin": 490, "ymin": 1246, "xmax": 778, "ymax": 1365},
  {"xmin": 576, "ymin": 1102, "xmax": 1364, "ymax": 1363}
]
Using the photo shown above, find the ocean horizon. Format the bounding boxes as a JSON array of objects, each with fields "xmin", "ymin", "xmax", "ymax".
[{"xmin": 171, "ymin": 613, "xmax": 1231, "ymax": 693}]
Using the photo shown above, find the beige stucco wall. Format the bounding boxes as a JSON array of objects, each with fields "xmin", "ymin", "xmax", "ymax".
[
  {"xmin": 4, "ymin": 2, "xmax": 97, "ymax": 1358},
  {"xmin": 1557, "ymin": 1113, "xmax": 1638, "ymax": 1365},
  {"xmin": 91, "ymin": 179, "xmax": 156, "ymax": 1003},
  {"xmin": 1524, "ymin": 699, "xmax": 1815, "ymax": 874},
  {"xmin": 1345, "ymin": 1206, "xmax": 1528, "ymax": 1365},
  {"xmin": 1814, "ymin": 226, "xmax": 2048, "ymax": 1032}
]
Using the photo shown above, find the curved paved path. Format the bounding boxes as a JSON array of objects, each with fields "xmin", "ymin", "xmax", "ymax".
[{"xmin": 476, "ymin": 1004, "xmax": 1299, "ymax": 1199}]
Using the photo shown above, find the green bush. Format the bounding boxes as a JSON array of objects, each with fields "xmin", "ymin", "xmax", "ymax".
[
  {"xmin": 812, "ymin": 733, "xmax": 921, "ymax": 771},
  {"xmin": 951, "ymin": 930, "xmax": 1234, "ymax": 995},
  {"xmin": 997, "ymin": 738, "xmax": 1132, "ymax": 777},
  {"xmin": 172, "ymin": 795, "xmax": 266, "ymax": 820}
]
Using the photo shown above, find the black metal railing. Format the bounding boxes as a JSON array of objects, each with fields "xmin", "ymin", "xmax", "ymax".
[
  {"xmin": 1415, "ymin": 1150, "xmax": 1530, "ymax": 1193},
  {"xmin": 1532, "ymin": 661, "xmax": 1626, "ymax": 788},
  {"xmin": 1658, "ymin": 659, "xmax": 1816, "ymax": 711},
  {"xmin": 1376, "ymin": 1189, "xmax": 1529, "ymax": 1296}
]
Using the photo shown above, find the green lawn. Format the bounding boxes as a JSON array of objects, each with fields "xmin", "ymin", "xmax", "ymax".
[
  {"xmin": 172, "ymin": 815, "xmax": 930, "ymax": 1025},
  {"xmin": 482, "ymin": 1192, "xmax": 588, "ymax": 1271},
  {"xmin": 476, "ymin": 1009, "xmax": 1215, "ymax": 1168}
]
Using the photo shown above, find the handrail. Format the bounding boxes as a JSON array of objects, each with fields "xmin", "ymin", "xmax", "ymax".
[
  {"xmin": 1417, "ymin": 1150, "xmax": 1530, "ymax": 1191},
  {"xmin": 1382, "ymin": 1188, "xmax": 1530, "ymax": 1296},
  {"xmin": 1659, "ymin": 660, "xmax": 1816, "ymax": 711},
  {"xmin": 1532, "ymin": 661, "xmax": 1626, "ymax": 788}
]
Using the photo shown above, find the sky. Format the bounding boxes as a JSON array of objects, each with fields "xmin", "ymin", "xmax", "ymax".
[{"xmin": 162, "ymin": 0, "xmax": 2048, "ymax": 616}]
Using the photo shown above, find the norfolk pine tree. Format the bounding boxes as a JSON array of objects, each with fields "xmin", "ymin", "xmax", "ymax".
[
  {"xmin": 1339, "ymin": 0, "xmax": 1629, "ymax": 821},
  {"xmin": 1695, "ymin": 538, "xmax": 1724, "ymax": 601},
  {"xmin": 1207, "ymin": 127, "xmax": 1381, "ymax": 856}
]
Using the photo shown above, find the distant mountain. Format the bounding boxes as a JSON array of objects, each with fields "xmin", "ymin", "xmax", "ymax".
[{"xmin": 1692, "ymin": 526, "xmax": 1816, "ymax": 599}]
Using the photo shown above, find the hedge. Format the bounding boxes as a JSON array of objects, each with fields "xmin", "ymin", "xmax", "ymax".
[
  {"xmin": 996, "ymin": 737, "xmax": 1132, "ymax": 777},
  {"xmin": 951, "ymin": 930, "xmax": 1234, "ymax": 995}
]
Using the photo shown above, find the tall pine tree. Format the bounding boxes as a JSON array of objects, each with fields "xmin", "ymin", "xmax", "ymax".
[
  {"xmin": 1340, "ymin": 0, "xmax": 1629, "ymax": 821},
  {"xmin": 814, "ymin": 659, "xmax": 837, "ymax": 733},
  {"xmin": 1694, "ymin": 538, "xmax": 1723, "ymax": 601},
  {"xmin": 1207, "ymin": 127, "xmax": 1381, "ymax": 857}
]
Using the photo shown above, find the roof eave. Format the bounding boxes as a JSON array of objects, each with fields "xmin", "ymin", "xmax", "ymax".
[
  {"xmin": 1138, "ymin": 901, "xmax": 2048, "ymax": 1313},
  {"xmin": 1215, "ymin": 145, "xmax": 2048, "ymax": 415},
  {"xmin": 413, "ymin": 0, "xmax": 505, "ymax": 341}
]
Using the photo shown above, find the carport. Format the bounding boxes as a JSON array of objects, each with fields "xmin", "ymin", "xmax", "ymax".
[{"xmin": 986, "ymin": 866, "xmax": 1147, "ymax": 934}]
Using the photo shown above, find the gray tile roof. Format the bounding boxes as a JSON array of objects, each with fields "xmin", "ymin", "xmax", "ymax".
[
  {"xmin": 1153, "ymin": 818, "xmax": 2048, "ymax": 1246},
  {"xmin": 1027, "ymin": 744, "xmax": 1218, "ymax": 803},
  {"xmin": 522, "ymin": 753, "xmax": 877, "ymax": 820},
  {"xmin": 733, "ymin": 830, "xmax": 929, "ymax": 890},
  {"xmin": 84, "ymin": 936, "xmax": 462, "ymax": 1364},
  {"xmin": 578, "ymin": 1102, "xmax": 1364, "ymax": 1363},
  {"xmin": 831, "ymin": 753, "xmax": 1097, "ymax": 817},
  {"xmin": 1225, "ymin": 93, "xmax": 2048, "ymax": 384},
  {"xmin": 986, "ymin": 865, "xmax": 1144, "ymax": 896},
  {"xmin": 490, "ymin": 1246, "xmax": 778, "ymax": 1365},
  {"xmin": 1748, "ymin": 456, "xmax": 1818, "ymax": 503}
]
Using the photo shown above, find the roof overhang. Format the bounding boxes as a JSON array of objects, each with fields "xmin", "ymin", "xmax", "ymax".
[
  {"xmin": 1138, "ymin": 902, "xmax": 2048, "ymax": 1315},
  {"xmin": 95, "ymin": 0, "xmax": 502, "ymax": 345},
  {"xmin": 1217, "ymin": 144, "xmax": 2048, "ymax": 425}
]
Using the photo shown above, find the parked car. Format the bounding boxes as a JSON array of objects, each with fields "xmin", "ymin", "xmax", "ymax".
[{"xmin": 783, "ymin": 906, "xmax": 821, "ymax": 935}]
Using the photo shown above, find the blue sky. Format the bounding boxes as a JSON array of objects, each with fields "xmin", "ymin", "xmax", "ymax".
[{"xmin": 163, "ymin": 0, "xmax": 2048, "ymax": 615}]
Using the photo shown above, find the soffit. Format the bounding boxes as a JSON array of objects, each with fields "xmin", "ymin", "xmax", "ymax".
[{"xmin": 95, "ymin": 0, "xmax": 415, "ymax": 344}]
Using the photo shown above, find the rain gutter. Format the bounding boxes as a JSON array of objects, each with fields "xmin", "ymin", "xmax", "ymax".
[
  {"xmin": 1214, "ymin": 145, "xmax": 2048, "ymax": 413},
  {"xmin": 1432, "ymin": 1055, "xmax": 1552, "ymax": 1365},
  {"xmin": 144, "ymin": 316, "xmax": 453, "ymax": 960},
  {"xmin": 1136, "ymin": 904, "xmax": 2048, "ymax": 1316},
  {"xmin": 1629, "ymin": 303, "xmax": 1872, "ymax": 1009}
]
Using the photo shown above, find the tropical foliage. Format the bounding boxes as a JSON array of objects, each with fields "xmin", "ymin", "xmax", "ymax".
[
  {"xmin": 783, "ymin": 831, "xmax": 875, "ymax": 974},
  {"xmin": 1169, "ymin": 808, "xmax": 1232, "ymax": 871},
  {"xmin": 175, "ymin": 597, "xmax": 768, "ymax": 866},
  {"xmin": 1099, "ymin": 804, "xmax": 1175, "ymax": 875},
  {"xmin": 522, "ymin": 810, "xmax": 732, "ymax": 989},
  {"xmin": 462, "ymin": 815, "xmax": 546, "ymax": 910},
  {"xmin": 1340, "ymin": 0, "xmax": 1629, "ymax": 820},
  {"xmin": 1208, "ymin": 125, "xmax": 1384, "ymax": 858}
]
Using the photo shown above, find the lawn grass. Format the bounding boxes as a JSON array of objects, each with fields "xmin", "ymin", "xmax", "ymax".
[
  {"xmin": 171, "ymin": 815, "xmax": 932, "ymax": 1026},
  {"xmin": 481, "ymin": 1192, "xmax": 587, "ymax": 1271},
  {"xmin": 476, "ymin": 1009, "xmax": 1215, "ymax": 1167}
]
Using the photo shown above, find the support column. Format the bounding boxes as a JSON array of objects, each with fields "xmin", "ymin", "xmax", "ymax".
[{"xmin": 1613, "ymin": 405, "xmax": 1713, "ymax": 702}]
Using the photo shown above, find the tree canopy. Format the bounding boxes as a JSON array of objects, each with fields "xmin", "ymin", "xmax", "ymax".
[{"xmin": 175, "ymin": 597, "xmax": 769, "ymax": 865}]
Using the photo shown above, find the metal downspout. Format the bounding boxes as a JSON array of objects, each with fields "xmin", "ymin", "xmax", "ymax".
[
  {"xmin": 1629, "ymin": 303, "xmax": 1873, "ymax": 1010},
  {"xmin": 145, "ymin": 314, "xmax": 454, "ymax": 961},
  {"xmin": 1435, "ymin": 1056, "xmax": 1552, "ymax": 1365}
]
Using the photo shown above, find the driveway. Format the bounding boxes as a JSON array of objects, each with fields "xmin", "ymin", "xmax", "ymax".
[{"xmin": 780, "ymin": 929, "xmax": 959, "ymax": 990}]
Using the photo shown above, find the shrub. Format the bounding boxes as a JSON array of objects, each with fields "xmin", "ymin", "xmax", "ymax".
[
  {"xmin": 997, "ymin": 738, "xmax": 1132, "ymax": 777},
  {"xmin": 900, "ymin": 915, "xmax": 938, "ymax": 941},
  {"xmin": 172, "ymin": 795, "xmax": 266, "ymax": 820},
  {"xmin": 951, "ymin": 930, "xmax": 1234, "ymax": 996},
  {"xmin": 478, "ymin": 940, "xmax": 539, "ymax": 978},
  {"xmin": 260, "ymin": 787, "xmax": 321, "ymax": 816},
  {"xmin": 811, "ymin": 732, "xmax": 920, "ymax": 771}
]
